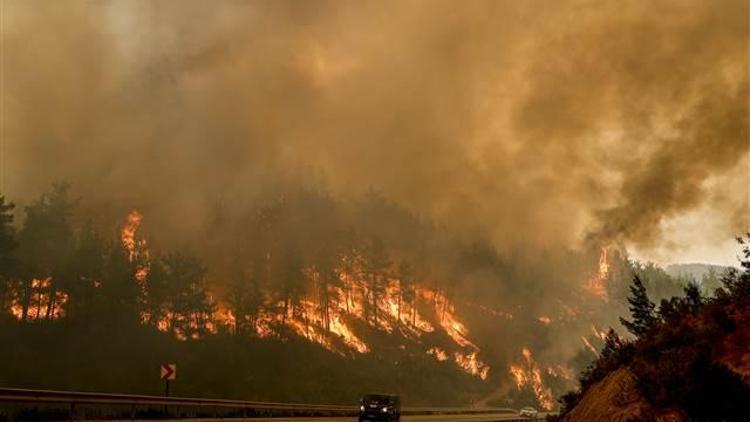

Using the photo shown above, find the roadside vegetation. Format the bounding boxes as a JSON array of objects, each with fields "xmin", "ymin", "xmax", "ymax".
[{"xmin": 557, "ymin": 238, "xmax": 750, "ymax": 421}]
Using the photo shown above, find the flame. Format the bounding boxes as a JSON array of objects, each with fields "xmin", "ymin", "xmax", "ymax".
[
  {"xmin": 419, "ymin": 289, "xmax": 491, "ymax": 378},
  {"xmin": 201, "ymin": 260, "xmax": 488, "ymax": 378},
  {"xmin": 546, "ymin": 365, "xmax": 575, "ymax": 381},
  {"xmin": 591, "ymin": 324, "xmax": 607, "ymax": 341},
  {"xmin": 581, "ymin": 336, "xmax": 599, "ymax": 356},
  {"xmin": 9, "ymin": 277, "xmax": 68, "ymax": 321},
  {"xmin": 585, "ymin": 247, "xmax": 610, "ymax": 302},
  {"xmin": 121, "ymin": 210, "xmax": 150, "ymax": 284},
  {"xmin": 508, "ymin": 347, "xmax": 555, "ymax": 410},
  {"xmin": 454, "ymin": 351, "xmax": 490, "ymax": 380},
  {"xmin": 428, "ymin": 347, "xmax": 450, "ymax": 361},
  {"xmin": 121, "ymin": 210, "xmax": 142, "ymax": 260},
  {"xmin": 538, "ymin": 316, "xmax": 552, "ymax": 325}
]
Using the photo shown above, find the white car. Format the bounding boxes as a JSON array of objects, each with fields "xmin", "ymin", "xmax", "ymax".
[{"xmin": 519, "ymin": 406, "xmax": 538, "ymax": 418}]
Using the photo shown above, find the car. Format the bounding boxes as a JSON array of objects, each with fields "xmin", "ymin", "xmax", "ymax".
[
  {"xmin": 519, "ymin": 406, "xmax": 538, "ymax": 418},
  {"xmin": 358, "ymin": 393, "xmax": 401, "ymax": 421}
]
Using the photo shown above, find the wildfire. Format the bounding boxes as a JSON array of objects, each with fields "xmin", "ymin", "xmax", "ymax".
[
  {"xmin": 10, "ymin": 277, "xmax": 68, "ymax": 321},
  {"xmin": 581, "ymin": 336, "xmax": 599, "ymax": 356},
  {"xmin": 454, "ymin": 351, "xmax": 490, "ymax": 380},
  {"xmin": 585, "ymin": 247, "xmax": 610, "ymax": 302},
  {"xmin": 121, "ymin": 209, "xmax": 150, "ymax": 284},
  {"xmin": 591, "ymin": 324, "xmax": 608, "ymax": 341},
  {"xmin": 538, "ymin": 316, "xmax": 552, "ymax": 325},
  {"xmin": 427, "ymin": 347, "xmax": 450, "ymax": 361},
  {"xmin": 547, "ymin": 365, "xmax": 575, "ymax": 381},
  {"xmin": 203, "ymin": 261, "xmax": 490, "ymax": 378},
  {"xmin": 508, "ymin": 347, "xmax": 555, "ymax": 410},
  {"xmin": 121, "ymin": 210, "xmax": 143, "ymax": 260}
]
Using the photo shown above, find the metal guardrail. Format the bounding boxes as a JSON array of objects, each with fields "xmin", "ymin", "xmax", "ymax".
[
  {"xmin": 0, "ymin": 387, "xmax": 516, "ymax": 421},
  {"xmin": 0, "ymin": 387, "xmax": 352, "ymax": 411}
]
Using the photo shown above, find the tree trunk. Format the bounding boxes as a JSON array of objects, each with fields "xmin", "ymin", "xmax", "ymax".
[
  {"xmin": 20, "ymin": 280, "xmax": 31, "ymax": 322},
  {"xmin": 45, "ymin": 286, "xmax": 56, "ymax": 320}
]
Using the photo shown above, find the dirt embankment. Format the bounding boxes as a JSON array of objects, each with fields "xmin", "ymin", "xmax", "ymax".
[{"xmin": 563, "ymin": 368, "xmax": 684, "ymax": 422}]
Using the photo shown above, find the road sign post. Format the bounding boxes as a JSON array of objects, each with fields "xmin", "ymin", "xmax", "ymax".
[
  {"xmin": 160, "ymin": 363, "xmax": 176, "ymax": 397},
  {"xmin": 160, "ymin": 363, "xmax": 176, "ymax": 416}
]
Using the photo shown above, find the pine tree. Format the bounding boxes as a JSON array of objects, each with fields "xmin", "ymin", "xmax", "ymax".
[
  {"xmin": 17, "ymin": 184, "xmax": 76, "ymax": 321},
  {"xmin": 619, "ymin": 274, "xmax": 658, "ymax": 338}
]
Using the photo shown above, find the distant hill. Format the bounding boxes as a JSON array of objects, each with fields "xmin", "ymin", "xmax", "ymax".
[{"xmin": 665, "ymin": 263, "xmax": 732, "ymax": 281}]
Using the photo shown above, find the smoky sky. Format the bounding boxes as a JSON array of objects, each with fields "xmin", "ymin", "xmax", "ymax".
[{"xmin": 2, "ymin": 0, "xmax": 748, "ymax": 257}]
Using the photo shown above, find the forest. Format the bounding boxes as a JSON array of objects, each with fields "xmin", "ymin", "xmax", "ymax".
[{"xmin": 0, "ymin": 183, "xmax": 711, "ymax": 410}]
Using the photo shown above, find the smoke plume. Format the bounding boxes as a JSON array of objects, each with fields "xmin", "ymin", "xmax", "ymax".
[{"xmin": 2, "ymin": 0, "xmax": 748, "ymax": 256}]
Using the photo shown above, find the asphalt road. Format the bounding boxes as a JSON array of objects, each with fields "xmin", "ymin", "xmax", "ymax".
[{"xmin": 109, "ymin": 414, "xmax": 541, "ymax": 422}]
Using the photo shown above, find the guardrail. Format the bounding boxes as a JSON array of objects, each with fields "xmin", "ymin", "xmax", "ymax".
[{"xmin": 0, "ymin": 387, "xmax": 516, "ymax": 421}]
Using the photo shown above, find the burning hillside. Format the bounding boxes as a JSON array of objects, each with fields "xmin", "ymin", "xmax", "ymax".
[
  {"xmin": 0, "ymin": 185, "xmax": 740, "ymax": 410},
  {"xmin": 108, "ymin": 208, "xmax": 633, "ymax": 408}
]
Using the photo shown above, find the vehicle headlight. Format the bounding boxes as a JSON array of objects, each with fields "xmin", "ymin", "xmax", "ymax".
[
  {"xmin": 382, "ymin": 406, "xmax": 389, "ymax": 412},
  {"xmin": 360, "ymin": 405, "xmax": 365, "ymax": 411}
]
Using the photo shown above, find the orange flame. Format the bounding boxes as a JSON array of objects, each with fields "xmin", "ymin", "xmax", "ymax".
[
  {"xmin": 121, "ymin": 210, "xmax": 143, "ymax": 260},
  {"xmin": 121, "ymin": 210, "xmax": 150, "ymax": 284},
  {"xmin": 585, "ymin": 247, "xmax": 610, "ymax": 302},
  {"xmin": 508, "ymin": 347, "xmax": 555, "ymax": 410},
  {"xmin": 9, "ymin": 277, "xmax": 68, "ymax": 321},
  {"xmin": 428, "ymin": 347, "xmax": 450, "ymax": 361}
]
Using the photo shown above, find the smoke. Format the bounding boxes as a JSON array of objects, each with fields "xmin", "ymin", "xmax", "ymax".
[{"xmin": 2, "ymin": 0, "xmax": 748, "ymax": 256}]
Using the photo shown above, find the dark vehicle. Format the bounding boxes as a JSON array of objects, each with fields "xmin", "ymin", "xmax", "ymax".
[{"xmin": 359, "ymin": 393, "xmax": 401, "ymax": 422}]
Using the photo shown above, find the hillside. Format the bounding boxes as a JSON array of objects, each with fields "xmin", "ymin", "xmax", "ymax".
[
  {"xmin": 0, "ymin": 185, "xmax": 724, "ymax": 410},
  {"xmin": 559, "ymin": 240, "xmax": 750, "ymax": 421}
]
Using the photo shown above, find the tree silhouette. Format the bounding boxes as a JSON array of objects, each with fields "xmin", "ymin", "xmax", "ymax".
[
  {"xmin": 161, "ymin": 252, "xmax": 215, "ymax": 340},
  {"xmin": 0, "ymin": 196, "xmax": 17, "ymax": 315},
  {"xmin": 619, "ymin": 274, "xmax": 658, "ymax": 338},
  {"xmin": 17, "ymin": 184, "xmax": 76, "ymax": 321},
  {"xmin": 66, "ymin": 222, "xmax": 105, "ymax": 322},
  {"xmin": 228, "ymin": 267, "xmax": 262, "ymax": 336},
  {"xmin": 363, "ymin": 236, "xmax": 389, "ymax": 325}
]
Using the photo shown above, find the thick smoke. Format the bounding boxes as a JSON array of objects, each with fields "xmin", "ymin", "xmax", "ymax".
[{"xmin": 2, "ymin": 0, "xmax": 748, "ymax": 255}]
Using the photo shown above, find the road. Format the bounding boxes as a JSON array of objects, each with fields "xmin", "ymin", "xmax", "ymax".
[{"xmin": 106, "ymin": 414, "xmax": 541, "ymax": 422}]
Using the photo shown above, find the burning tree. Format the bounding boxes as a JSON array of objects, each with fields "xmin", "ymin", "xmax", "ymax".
[{"xmin": 15, "ymin": 184, "xmax": 76, "ymax": 322}]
